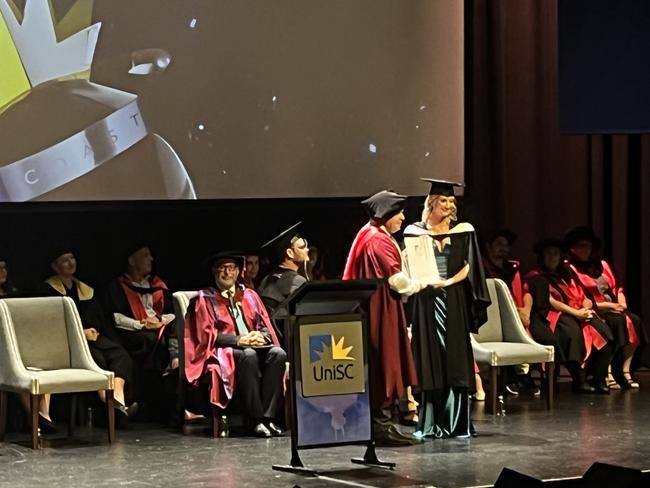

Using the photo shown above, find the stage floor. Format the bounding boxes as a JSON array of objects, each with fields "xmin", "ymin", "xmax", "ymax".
[{"xmin": 1, "ymin": 372, "xmax": 649, "ymax": 488}]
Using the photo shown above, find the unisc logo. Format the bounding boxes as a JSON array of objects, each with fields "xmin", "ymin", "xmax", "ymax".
[{"xmin": 309, "ymin": 334, "xmax": 355, "ymax": 382}]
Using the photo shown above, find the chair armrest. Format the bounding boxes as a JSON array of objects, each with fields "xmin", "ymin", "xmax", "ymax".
[
  {"xmin": 492, "ymin": 279, "xmax": 539, "ymax": 346},
  {"xmin": 62, "ymin": 298, "xmax": 113, "ymax": 377}
]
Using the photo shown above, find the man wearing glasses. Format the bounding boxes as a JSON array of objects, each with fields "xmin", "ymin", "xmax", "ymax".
[
  {"xmin": 184, "ymin": 251, "xmax": 287, "ymax": 438},
  {"xmin": 258, "ymin": 222, "xmax": 310, "ymax": 344}
]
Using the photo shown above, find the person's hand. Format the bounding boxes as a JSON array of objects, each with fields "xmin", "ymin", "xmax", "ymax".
[
  {"xmin": 84, "ymin": 328, "xmax": 99, "ymax": 342},
  {"xmin": 613, "ymin": 303, "xmax": 626, "ymax": 313},
  {"xmin": 142, "ymin": 316, "xmax": 164, "ymax": 329},
  {"xmin": 170, "ymin": 357, "xmax": 180, "ymax": 370},
  {"xmin": 517, "ymin": 309, "xmax": 530, "ymax": 327},
  {"xmin": 575, "ymin": 308, "xmax": 593, "ymax": 321},
  {"xmin": 428, "ymin": 279, "xmax": 450, "ymax": 289},
  {"xmin": 238, "ymin": 331, "xmax": 266, "ymax": 347}
]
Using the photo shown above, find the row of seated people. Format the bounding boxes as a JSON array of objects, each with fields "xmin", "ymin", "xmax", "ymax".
[
  {"xmin": 0, "ymin": 226, "xmax": 310, "ymax": 437},
  {"xmin": 480, "ymin": 226, "xmax": 649, "ymax": 398}
]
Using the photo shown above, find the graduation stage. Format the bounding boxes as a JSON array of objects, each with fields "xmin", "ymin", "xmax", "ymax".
[{"xmin": 1, "ymin": 371, "xmax": 649, "ymax": 488}]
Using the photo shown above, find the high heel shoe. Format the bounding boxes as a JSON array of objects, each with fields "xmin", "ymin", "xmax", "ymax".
[
  {"xmin": 623, "ymin": 372, "xmax": 640, "ymax": 389},
  {"xmin": 606, "ymin": 374, "xmax": 621, "ymax": 390}
]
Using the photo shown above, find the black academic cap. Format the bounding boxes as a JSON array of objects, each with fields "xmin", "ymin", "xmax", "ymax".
[
  {"xmin": 124, "ymin": 242, "xmax": 151, "ymax": 260},
  {"xmin": 48, "ymin": 243, "xmax": 75, "ymax": 264},
  {"xmin": 564, "ymin": 226, "xmax": 602, "ymax": 251},
  {"xmin": 420, "ymin": 177, "xmax": 464, "ymax": 196},
  {"xmin": 485, "ymin": 228, "xmax": 518, "ymax": 246},
  {"xmin": 361, "ymin": 190, "xmax": 407, "ymax": 220},
  {"xmin": 205, "ymin": 250, "xmax": 246, "ymax": 271},
  {"xmin": 261, "ymin": 222, "xmax": 303, "ymax": 259},
  {"xmin": 533, "ymin": 238, "xmax": 565, "ymax": 255}
]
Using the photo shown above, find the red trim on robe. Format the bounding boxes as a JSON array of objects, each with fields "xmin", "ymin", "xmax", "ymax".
[{"xmin": 184, "ymin": 286, "xmax": 279, "ymax": 409}]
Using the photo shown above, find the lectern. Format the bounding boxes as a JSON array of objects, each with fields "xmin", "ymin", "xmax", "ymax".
[{"xmin": 271, "ymin": 279, "xmax": 396, "ymax": 476}]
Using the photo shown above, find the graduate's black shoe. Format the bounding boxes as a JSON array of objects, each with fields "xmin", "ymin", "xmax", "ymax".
[
  {"xmin": 115, "ymin": 401, "xmax": 139, "ymax": 419},
  {"xmin": 374, "ymin": 424, "xmax": 421, "ymax": 447},
  {"xmin": 38, "ymin": 414, "xmax": 57, "ymax": 434},
  {"xmin": 571, "ymin": 383, "xmax": 597, "ymax": 394},
  {"xmin": 266, "ymin": 422, "xmax": 283, "ymax": 437},
  {"xmin": 589, "ymin": 380, "xmax": 610, "ymax": 395},
  {"xmin": 252, "ymin": 423, "xmax": 272, "ymax": 438}
]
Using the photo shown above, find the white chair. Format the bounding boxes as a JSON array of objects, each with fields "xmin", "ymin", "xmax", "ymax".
[
  {"xmin": 0, "ymin": 297, "xmax": 115, "ymax": 448},
  {"xmin": 471, "ymin": 279, "xmax": 555, "ymax": 413}
]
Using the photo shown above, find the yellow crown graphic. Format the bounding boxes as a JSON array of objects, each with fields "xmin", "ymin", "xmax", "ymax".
[{"xmin": 0, "ymin": 0, "xmax": 97, "ymax": 108}]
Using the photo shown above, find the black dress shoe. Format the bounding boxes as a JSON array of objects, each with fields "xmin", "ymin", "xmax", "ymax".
[
  {"xmin": 252, "ymin": 422, "xmax": 272, "ymax": 438},
  {"xmin": 115, "ymin": 401, "xmax": 139, "ymax": 419},
  {"xmin": 38, "ymin": 414, "xmax": 57, "ymax": 434},
  {"xmin": 589, "ymin": 380, "xmax": 611, "ymax": 395},
  {"xmin": 572, "ymin": 383, "xmax": 597, "ymax": 394},
  {"xmin": 266, "ymin": 422, "xmax": 283, "ymax": 437},
  {"xmin": 374, "ymin": 424, "xmax": 421, "ymax": 447}
]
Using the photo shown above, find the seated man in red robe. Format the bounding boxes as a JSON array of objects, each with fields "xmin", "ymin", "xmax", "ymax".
[{"xmin": 184, "ymin": 251, "xmax": 286, "ymax": 438}]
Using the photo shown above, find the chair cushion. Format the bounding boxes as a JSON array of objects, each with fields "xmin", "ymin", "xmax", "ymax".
[
  {"xmin": 473, "ymin": 342, "xmax": 553, "ymax": 366},
  {"xmin": 28, "ymin": 369, "xmax": 112, "ymax": 395}
]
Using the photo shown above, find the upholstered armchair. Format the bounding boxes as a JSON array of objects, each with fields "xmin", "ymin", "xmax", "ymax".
[
  {"xmin": 0, "ymin": 297, "xmax": 115, "ymax": 448},
  {"xmin": 471, "ymin": 278, "xmax": 555, "ymax": 414}
]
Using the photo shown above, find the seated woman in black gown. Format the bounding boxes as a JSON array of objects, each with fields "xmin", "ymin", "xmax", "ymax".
[
  {"xmin": 40, "ymin": 249, "xmax": 137, "ymax": 417},
  {"xmin": 0, "ymin": 255, "xmax": 19, "ymax": 298}
]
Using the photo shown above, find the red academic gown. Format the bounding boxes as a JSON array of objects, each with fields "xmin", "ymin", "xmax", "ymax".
[
  {"xmin": 342, "ymin": 222, "xmax": 418, "ymax": 414},
  {"xmin": 527, "ymin": 268, "xmax": 608, "ymax": 363},
  {"xmin": 184, "ymin": 286, "xmax": 280, "ymax": 408},
  {"xmin": 570, "ymin": 261, "xmax": 638, "ymax": 346}
]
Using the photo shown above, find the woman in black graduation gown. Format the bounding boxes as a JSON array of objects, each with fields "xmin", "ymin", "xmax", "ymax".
[
  {"xmin": 406, "ymin": 179, "xmax": 490, "ymax": 438},
  {"xmin": 40, "ymin": 249, "xmax": 137, "ymax": 417}
]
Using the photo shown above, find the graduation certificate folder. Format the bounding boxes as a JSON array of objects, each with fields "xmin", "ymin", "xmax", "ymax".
[{"xmin": 404, "ymin": 235, "xmax": 439, "ymax": 282}]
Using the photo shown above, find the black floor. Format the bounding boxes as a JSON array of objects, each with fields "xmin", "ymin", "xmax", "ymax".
[{"xmin": 1, "ymin": 372, "xmax": 649, "ymax": 488}]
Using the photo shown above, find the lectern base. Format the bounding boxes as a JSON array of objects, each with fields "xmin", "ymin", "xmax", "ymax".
[{"xmin": 351, "ymin": 445, "xmax": 396, "ymax": 470}]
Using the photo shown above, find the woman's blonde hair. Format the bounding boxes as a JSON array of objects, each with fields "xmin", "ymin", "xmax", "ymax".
[{"xmin": 421, "ymin": 195, "xmax": 458, "ymax": 226}]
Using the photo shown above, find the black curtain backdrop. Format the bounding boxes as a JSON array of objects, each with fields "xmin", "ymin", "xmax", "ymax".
[{"xmin": 1, "ymin": 0, "xmax": 647, "ymax": 324}]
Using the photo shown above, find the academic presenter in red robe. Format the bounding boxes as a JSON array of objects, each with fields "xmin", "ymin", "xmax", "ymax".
[{"xmin": 343, "ymin": 190, "xmax": 430, "ymax": 446}]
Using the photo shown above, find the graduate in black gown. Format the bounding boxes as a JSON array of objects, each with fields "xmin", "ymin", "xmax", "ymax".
[
  {"xmin": 257, "ymin": 222, "xmax": 310, "ymax": 342},
  {"xmin": 40, "ymin": 248, "xmax": 137, "ymax": 417},
  {"xmin": 406, "ymin": 179, "xmax": 490, "ymax": 438}
]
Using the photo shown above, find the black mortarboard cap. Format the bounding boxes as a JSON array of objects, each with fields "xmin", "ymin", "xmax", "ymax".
[
  {"xmin": 124, "ymin": 241, "xmax": 151, "ymax": 260},
  {"xmin": 205, "ymin": 250, "xmax": 246, "ymax": 271},
  {"xmin": 361, "ymin": 190, "xmax": 407, "ymax": 220},
  {"xmin": 261, "ymin": 222, "xmax": 303, "ymax": 258},
  {"xmin": 486, "ymin": 228, "xmax": 518, "ymax": 246},
  {"xmin": 420, "ymin": 177, "xmax": 464, "ymax": 196},
  {"xmin": 49, "ymin": 242, "xmax": 75, "ymax": 264},
  {"xmin": 533, "ymin": 238, "xmax": 565, "ymax": 255},
  {"xmin": 564, "ymin": 226, "xmax": 602, "ymax": 251}
]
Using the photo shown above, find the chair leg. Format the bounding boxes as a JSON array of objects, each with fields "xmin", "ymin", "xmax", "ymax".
[
  {"xmin": 545, "ymin": 362, "xmax": 555, "ymax": 410},
  {"xmin": 68, "ymin": 394, "xmax": 77, "ymax": 438},
  {"xmin": 0, "ymin": 391, "xmax": 7, "ymax": 441},
  {"xmin": 487, "ymin": 366, "xmax": 498, "ymax": 414},
  {"xmin": 212, "ymin": 408, "xmax": 220, "ymax": 438},
  {"xmin": 106, "ymin": 390, "xmax": 115, "ymax": 445},
  {"xmin": 30, "ymin": 394, "xmax": 41, "ymax": 449}
]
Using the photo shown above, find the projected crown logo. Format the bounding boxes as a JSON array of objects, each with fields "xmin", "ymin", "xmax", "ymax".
[
  {"xmin": 0, "ymin": 0, "xmax": 195, "ymax": 201},
  {"xmin": 0, "ymin": 0, "xmax": 99, "ymax": 98}
]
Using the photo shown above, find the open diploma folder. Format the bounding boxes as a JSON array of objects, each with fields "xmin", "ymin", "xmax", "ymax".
[{"xmin": 404, "ymin": 235, "xmax": 440, "ymax": 283}]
